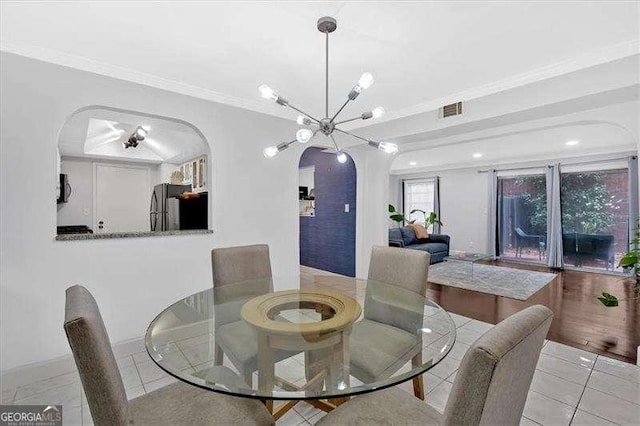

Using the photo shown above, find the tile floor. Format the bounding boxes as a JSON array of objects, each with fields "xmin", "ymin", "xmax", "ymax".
[
  {"xmin": 2, "ymin": 313, "xmax": 638, "ymax": 425},
  {"xmin": 2, "ymin": 267, "xmax": 638, "ymax": 425}
]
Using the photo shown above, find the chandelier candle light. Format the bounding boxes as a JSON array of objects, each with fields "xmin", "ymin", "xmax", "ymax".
[{"xmin": 260, "ymin": 16, "xmax": 398, "ymax": 162}]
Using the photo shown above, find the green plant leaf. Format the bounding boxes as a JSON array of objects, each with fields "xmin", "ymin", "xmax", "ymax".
[
  {"xmin": 390, "ymin": 213, "xmax": 405, "ymax": 223},
  {"xmin": 618, "ymin": 252, "xmax": 638, "ymax": 269},
  {"xmin": 597, "ymin": 292, "xmax": 619, "ymax": 307},
  {"xmin": 388, "ymin": 204, "xmax": 396, "ymax": 213}
]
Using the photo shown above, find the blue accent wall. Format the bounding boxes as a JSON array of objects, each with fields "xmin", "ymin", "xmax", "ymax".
[{"xmin": 299, "ymin": 147, "xmax": 356, "ymax": 277}]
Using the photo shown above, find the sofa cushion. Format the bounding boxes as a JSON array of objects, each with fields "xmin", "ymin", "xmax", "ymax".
[
  {"xmin": 388, "ymin": 228, "xmax": 402, "ymax": 243},
  {"xmin": 408, "ymin": 242, "xmax": 448, "ymax": 254},
  {"xmin": 399, "ymin": 227, "xmax": 417, "ymax": 246}
]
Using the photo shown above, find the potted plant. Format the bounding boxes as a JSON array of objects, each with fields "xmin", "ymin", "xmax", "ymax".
[
  {"xmin": 598, "ymin": 220, "xmax": 640, "ymax": 307},
  {"xmin": 388, "ymin": 205, "xmax": 443, "ymax": 230}
]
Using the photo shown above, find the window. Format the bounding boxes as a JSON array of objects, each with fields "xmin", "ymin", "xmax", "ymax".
[
  {"xmin": 560, "ymin": 168, "xmax": 629, "ymax": 272},
  {"xmin": 497, "ymin": 173, "xmax": 547, "ymax": 263},
  {"xmin": 403, "ymin": 179, "xmax": 435, "ymax": 225}
]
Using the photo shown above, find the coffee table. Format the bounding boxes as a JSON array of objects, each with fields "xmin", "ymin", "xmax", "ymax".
[{"xmin": 444, "ymin": 251, "xmax": 492, "ymax": 277}]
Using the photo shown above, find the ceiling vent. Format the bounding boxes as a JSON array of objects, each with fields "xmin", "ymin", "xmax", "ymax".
[{"xmin": 441, "ymin": 102, "xmax": 463, "ymax": 118}]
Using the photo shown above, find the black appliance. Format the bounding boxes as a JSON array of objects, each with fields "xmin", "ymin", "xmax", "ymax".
[
  {"xmin": 57, "ymin": 174, "xmax": 71, "ymax": 204},
  {"xmin": 179, "ymin": 192, "xmax": 208, "ymax": 230},
  {"xmin": 57, "ymin": 225, "xmax": 93, "ymax": 234},
  {"xmin": 299, "ymin": 186, "xmax": 308, "ymax": 200}
]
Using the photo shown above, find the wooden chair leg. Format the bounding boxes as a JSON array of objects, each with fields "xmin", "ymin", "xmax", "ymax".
[
  {"xmin": 412, "ymin": 375, "xmax": 425, "ymax": 400},
  {"xmin": 411, "ymin": 352, "xmax": 425, "ymax": 400}
]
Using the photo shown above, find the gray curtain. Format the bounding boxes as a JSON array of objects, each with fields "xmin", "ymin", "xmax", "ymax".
[
  {"xmin": 628, "ymin": 156, "xmax": 639, "ymax": 243},
  {"xmin": 546, "ymin": 164, "xmax": 563, "ymax": 268},
  {"xmin": 488, "ymin": 170, "xmax": 498, "ymax": 258},
  {"xmin": 433, "ymin": 176, "xmax": 441, "ymax": 234}
]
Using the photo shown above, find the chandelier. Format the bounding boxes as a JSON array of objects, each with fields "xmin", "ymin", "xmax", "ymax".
[{"xmin": 260, "ymin": 16, "xmax": 398, "ymax": 163}]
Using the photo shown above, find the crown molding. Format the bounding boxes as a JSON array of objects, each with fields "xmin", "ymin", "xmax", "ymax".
[
  {"xmin": 2, "ymin": 38, "xmax": 638, "ymax": 128},
  {"xmin": 0, "ymin": 39, "xmax": 294, "ymax": 122},
  {"xmin": 349, "ymin": 39, "xmax": 640, "ymax": 130}
]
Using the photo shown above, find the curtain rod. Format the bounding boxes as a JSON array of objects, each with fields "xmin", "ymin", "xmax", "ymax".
[{"xmin": 476, "ymin": 154, "xmax": 636, "ymax": 174}]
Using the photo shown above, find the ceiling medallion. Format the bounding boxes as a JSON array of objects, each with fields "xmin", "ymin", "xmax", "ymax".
[{"xmin": 260, "ymin": 16, "xmax": 398, "ymax": 163}]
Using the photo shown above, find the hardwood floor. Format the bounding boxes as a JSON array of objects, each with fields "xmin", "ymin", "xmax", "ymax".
[{"xmin": 427, "ymin": 260, "xmax": 639, "ymax": 364}]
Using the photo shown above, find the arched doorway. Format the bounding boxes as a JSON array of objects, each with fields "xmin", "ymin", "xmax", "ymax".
[{"xmin": 299, "ymin": 146, "xmax": 357, "ymax": 277}]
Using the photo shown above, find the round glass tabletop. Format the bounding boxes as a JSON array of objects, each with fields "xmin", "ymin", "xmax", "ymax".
[{"xmin": 145, "ymin": 276, "xmax": 456, "ymax": 400}]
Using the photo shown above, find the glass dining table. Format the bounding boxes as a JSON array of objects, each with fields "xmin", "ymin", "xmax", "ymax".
[{"xmin": 145, "ymin": 275, "xmax": 456, "ymax": 419}]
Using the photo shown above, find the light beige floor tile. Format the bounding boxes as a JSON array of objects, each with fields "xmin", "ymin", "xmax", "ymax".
[
  {"xmin": 578, "ymin": 387, "xmax": 640, "ymax": 425},
  {"xmin": 593, "ymin": 356, "xmax": 640, "ymax": 384},
  {"xmin": 14, "ymin": 381, "xmax": 82, "ymax": 408},
  {"xmin": 430, "ymin": 355, "xmax": 462, "ymax": 380},
  {"xmin": 446, "ymin": 370, "xmax": 457, "ymax": 384},
  {"xmin": 275, "ymin": 357, "xmax": 306, "ymax": 383},
  {"xmin": 135, "ymin": 359, "xmax": 170, "ymax": 384},
  {"xmin": 523, "ymin": 391, "xmax": 575, "ymax": 426},
  {"xmin": 125, "ymin": 384, "xmax": 146, "ymax": 401},
  {"xmin": 1, "ymin": 388, "xmax": 16, "ymax": 404},
  {"xmin": 424, "ymin": 317, "xmax": 456, "ymax": 335},
  {"xmin": 307, "ymin": 411, "xmax": 326, "ymax": 424},
  {"xmin": 63, "ymin": 405, "xmax": 82, "ymax": 426},
  {"xmin": 1, "ymin": 356, "xmax": 78, "ymax": 390},
  {"xmin": 143, "ymin": 376, "xmax": 177, "ymax": 393},
  {"xmin": 118, "ymin": 358, "xmax": 143, "ymax": 390},
  {"xmin": 521, "ymin": 416, "xmax": 542, "ymax": 426},
  {"xmin": 112, "ymin": 338, "xmax": 146, "ymax": 359},
  {"xmin": 587, "ymin": 369, "xmax": 640, "ymax": 405},
  {"xmin": 571, "ymin": 410, "xmax": 617, "ymax": 426},
  {"xmin": 461, "ymin": 319, "xmax": 494, "ymax": 334},
  {"xmin": 536, "ymin": 354, "xmax": 592, "ymax": 386},
  {"xmin": 426, "ymin": 380, "xmax": 453, "ymax": 413},
  {"xmin": 14, "ymin": 370, "xmax": 80, "ymax": 401},
  {"xmin": 397, "ymin": 372, "xmax": 444, "ymax": 395},
  {"xmin": 422, "ymin": 331, "xmax": 446, "ymax": 347},
  {"xmin": 141, "ymin": 350, "xmax": 190, "ymax": 371},
  {"xmin": 543, "ymin": 342, "xmax": 596, "ymax": 369},
  {"xmin": 293, "ymin": 402, "xmax": 323, "ymax": 420},
  {"xmin": 175, "ymin": 333, "xmax": 214, "ymax": 351},
  {"xmin": 442, "ymin": 340, "xmax": 470, "ymax": 361},
  {"xmin": 81, "ymin": 404, "xmax": 94, "ymax": 426},
  {"xmin": 276, "ymin": 406, "xmax": 307, "ymax": 425},
  {"xmin": 454, "ymin": 328, "xmax": 483, "ymax": 345},
  {"xmin": 179, "ymin": 341, "xmax": 216, "ymax": 367},
  {"xmin": 447, "ymin": 312, "xmax": 473, "ymax": 328},
  {"xmin": 530, "ymin": 370, "xmax": 585, "ymax": 407}
]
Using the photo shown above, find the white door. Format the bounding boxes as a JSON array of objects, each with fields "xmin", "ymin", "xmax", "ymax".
[{"xmin": 94, "ymin": 164, "xmax": 151, "ymax": 233}]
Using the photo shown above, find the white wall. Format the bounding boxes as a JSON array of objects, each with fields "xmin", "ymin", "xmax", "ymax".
[
  {"xmin": 57, "ymin": 159, "xmax": 93, "ymax": 228},
  {"xmin": 0, "ymin": 52, "xmax": 300, "ymax": 372}
]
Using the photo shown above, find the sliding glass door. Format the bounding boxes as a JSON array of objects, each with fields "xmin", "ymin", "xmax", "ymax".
[
  {"xmin": 497, "ymin": 174, "xmax": 547, "ymax": 263},
  {"xmin": 560, "ymin": 168, "xmax": 629, "ymax": 272}
]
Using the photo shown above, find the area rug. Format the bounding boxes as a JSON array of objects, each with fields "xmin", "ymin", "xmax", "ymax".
[{"xmin": 428, "ymin": 261, "xmax": 557, "ymax": 301}]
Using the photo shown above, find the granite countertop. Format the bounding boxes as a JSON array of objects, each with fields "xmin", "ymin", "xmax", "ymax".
[{"xmin": 55, "ymin": 229, "xmax": 214, "ymax": 241}]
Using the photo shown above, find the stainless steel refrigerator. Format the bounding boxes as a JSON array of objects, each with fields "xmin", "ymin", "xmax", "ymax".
[{"xmin": 150, "ymin": 184, "xmax": 191, "ymax": 231}]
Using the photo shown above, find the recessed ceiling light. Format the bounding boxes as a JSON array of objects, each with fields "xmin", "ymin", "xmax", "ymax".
[
  {"xmin": 409, "ymin": 161, "xmax": 417, "ymax": 166},
  {"xmin": 472, "ymin": 153, "xmax": 483, "ymax": 158},
  {"xmin": 566, "ymin": 140, "xmax": 579, "ymax": 146}
]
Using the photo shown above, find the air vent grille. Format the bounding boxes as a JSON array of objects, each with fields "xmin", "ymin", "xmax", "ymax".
[{"xmin": 442, "ymin": 102, "xmax": 463, "ymax": 118}]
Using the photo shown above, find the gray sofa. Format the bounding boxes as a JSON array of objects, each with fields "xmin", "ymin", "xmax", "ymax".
[{"xmin": 388, "ymin": 227, "xmax": 450, "ymax": 264}]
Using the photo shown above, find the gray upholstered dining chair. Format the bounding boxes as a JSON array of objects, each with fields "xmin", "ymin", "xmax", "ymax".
[
  {"xmin": 318, "ymin": 304, "xmax": 553, "ymax": 426},
  {"xmin": 211, "ymin": 244, "xmax": 296, "ymax": 385},
  {"xmin": 64, "ymin": 285, "xmax": 273, "ymax": 426},
  {"xmin": 349, "ymin": 246, "xmax": 431, "ymax": 399}
]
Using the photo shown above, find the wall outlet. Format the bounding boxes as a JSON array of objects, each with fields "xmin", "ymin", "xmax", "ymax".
[
  {"xmin": 83, "ymin": 208, "xmax": 90, "ymax": 216},
  {"xmin": 344, "ymin": 204, "xmax": 350, "ymax": 213},
  {"xmin": 469, "ymin": 241, "xmax": 474, "ymax": 248}
]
